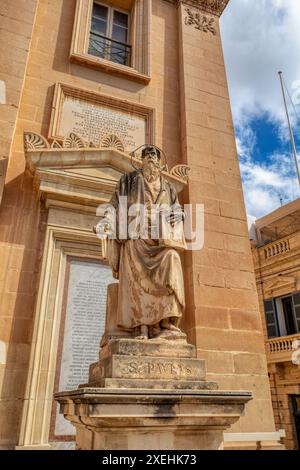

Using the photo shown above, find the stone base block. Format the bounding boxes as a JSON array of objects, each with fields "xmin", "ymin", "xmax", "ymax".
[
  {"xmin": 55, "ymin": 388, "xmax": 252, "ymax": 450},
  {"xmin": 78, "ymin": 427, "xmax": 224, "ymax": 450},
  {"xmin": 100, "ymin": 338, "xmax": 196, "ymax": 360},
  {"xmin": 96, "ymin": 355, "xmax": 206, "ymax": 380},
  {"xmin": 89, "ymin": 377, "xmax": 218, "ymax": 390}
]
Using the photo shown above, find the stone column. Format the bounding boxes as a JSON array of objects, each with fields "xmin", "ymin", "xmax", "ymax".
[{"xmin": 177, "ymin": 0, "xmax": 277, "ymax": 436}]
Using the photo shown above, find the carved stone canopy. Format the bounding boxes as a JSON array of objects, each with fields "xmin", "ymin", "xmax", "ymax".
[
  {"xmin": 167, "ymin": 0, "xmax": 230, "ymax": 16},
  {"xmin": 24, "ymin": 132, "xmax": 190, "ymax": 209}
]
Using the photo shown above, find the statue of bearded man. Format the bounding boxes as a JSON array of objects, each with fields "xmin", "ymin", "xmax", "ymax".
[{"xmin": 99, "ymin": 146, "xmax": 186, "ymax": 340}]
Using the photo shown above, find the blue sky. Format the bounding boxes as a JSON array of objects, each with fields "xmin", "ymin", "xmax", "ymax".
[{"xmin": 220, "ymin": 0, "xmax": 300, "ymax": 218}]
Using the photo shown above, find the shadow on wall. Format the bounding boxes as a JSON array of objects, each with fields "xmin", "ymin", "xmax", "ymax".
[
  {"xmin": 152, "ymin": 0, "xmax": 196, "ymax": 343},
  {"xmin": 0, "ymin": 172, "xmax": 47, "ymax": 449}
]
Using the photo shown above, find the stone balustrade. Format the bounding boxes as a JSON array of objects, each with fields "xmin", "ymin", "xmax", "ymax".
[
  {"xmin": 264, "ymin": 239, "xmax": 290, "ymax": 259},
  {"xmin": 266, "ymin": 333, "xmax": 300, "ymax": 363}
]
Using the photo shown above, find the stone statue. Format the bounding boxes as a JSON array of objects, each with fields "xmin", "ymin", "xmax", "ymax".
[{"xmin": 96, "ymin": 146, "xmax": 186, "ymax": 341}]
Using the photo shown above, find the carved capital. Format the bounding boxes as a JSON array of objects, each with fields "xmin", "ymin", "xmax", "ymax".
[{"xmin": 175, "ymin": 0, "xmax": 230, "ymax": 16}]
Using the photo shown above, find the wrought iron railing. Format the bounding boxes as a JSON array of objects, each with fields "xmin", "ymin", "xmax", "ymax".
[{"xmin": 88, "ymin": 32, "xmax": 131, "ymax": 66}]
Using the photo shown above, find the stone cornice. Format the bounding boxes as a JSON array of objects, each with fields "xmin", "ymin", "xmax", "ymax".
[
  {"xmin": 165, "ymin": 0, "xmax": 230, "ymax": 17},
  {"xmin": 23, "ymin": 132, "xmax": 189, "ymax": 206}
]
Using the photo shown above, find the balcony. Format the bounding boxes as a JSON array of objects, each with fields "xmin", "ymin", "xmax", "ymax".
[
  {"xmin": 264, "ymin": 239, "xmax": 290, "ymax": 260},
  {"xmin": 88, "ymin": 32, "xmax": 131, "ymax": 67},
  {"xmin": 266, "ymin": 333, "xmax": 300, "ymax": 363}
]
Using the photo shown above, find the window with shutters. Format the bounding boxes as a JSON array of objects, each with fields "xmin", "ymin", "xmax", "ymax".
[
  {"xmin": 292, "ymin": 293, "xmax": 300, "ymax": 332},
  {"xmin": 264, "ymin": 292, "xmax": 300, "ymax": 338},
  {"xmin": 70, "ymin": 0, "xmax": 151, "ymax": 83},
  {"xmin": 264, "ymin": 299, "xmax": 279, "ymax": 338}
]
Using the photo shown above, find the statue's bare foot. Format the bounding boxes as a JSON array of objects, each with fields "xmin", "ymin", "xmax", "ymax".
[
  {"xmin": 160, "ymin": 318, "xmax": 181, "ymax": 332},
  {"xmin": 151, "ymin": 318, "xmax": 184, "ymax": 340},
  {"xmin": 149, "ymin": 323, "xmax": 161, "ymax": 338},
  {"xmin": 136, "ymin": 324, "xmax": 148, "ymax": 340}
]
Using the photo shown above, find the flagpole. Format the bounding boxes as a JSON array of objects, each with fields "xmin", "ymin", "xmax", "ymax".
[{"xmin": 278, "ymin": 71, "xmax": 300, "ymax": 187}]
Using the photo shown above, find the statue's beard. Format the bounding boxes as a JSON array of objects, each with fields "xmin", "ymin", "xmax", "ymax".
[{"xmin": 142, "ymin": 161, "xmax": 161, "ymax": 183}]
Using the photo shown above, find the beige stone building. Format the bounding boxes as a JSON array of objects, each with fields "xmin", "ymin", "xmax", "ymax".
[
  {"xmin": 0, "ymin": 0, "xmax": 282, "ymax": 449},
  {"xmin": 251, "ymin": 200, "xmax": 300, "ymax": 450}
]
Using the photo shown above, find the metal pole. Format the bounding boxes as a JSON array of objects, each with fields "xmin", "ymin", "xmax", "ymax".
[{"xmin": 278, "ymin": 71, "xmax": 300, "ymax": 187}]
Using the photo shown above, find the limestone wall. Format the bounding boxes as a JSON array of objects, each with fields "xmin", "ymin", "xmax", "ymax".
[
  {"xmin": 0, "ymin": 0, "xmax": 39, "ymax": 448},
  {"xmin": 0, "ymin": 0, "xmax": 38, "ymax": 203}
]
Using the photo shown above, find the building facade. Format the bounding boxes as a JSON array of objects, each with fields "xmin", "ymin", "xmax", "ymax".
[
  {"xmin": 252, "ymin": 200, "xmax": 300, "ymax": 450},
  {"xmin": 0, "ymin": 0, "xmax": 279, "ymax": 449}
]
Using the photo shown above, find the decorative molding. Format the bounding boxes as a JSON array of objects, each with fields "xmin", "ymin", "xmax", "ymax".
[
  {"xmin": 24, "ymin": 131, "xmax": 190, "ymax": 185},
  {"xmin": 63, "ymin": 132, "xmax": 86, "ymax": 149},
  {"xmin": 101, "ymin": 134, "xmax": 125, "ymax": 152},
  {"xmin": 169, "ymin": 164, "xmax": 191, "ymax": 182},
  {"xmin": 24, "ymin": 132, "xmax": 49, "ymax": 151},
  {"xmin": 167, "ymin": 0, "xmax": 229, "ymax": 16},
  {"xmin": 51, "ymin": 139, "xmax": 62, "ymax": 149},
  {"xmin": 185, "ymin": 7, "xmax": 216, "ymax": 35},
  {"xmin": 24, "ymin": 132, "xmax": 190, "ymax": 190},
  {"xmin": 23, "ymin": 132, "xmax": 189, "ymax": 207},
  {"xmin": 264, "ymin": 275, "xmax": 297, "ymax": 297}
]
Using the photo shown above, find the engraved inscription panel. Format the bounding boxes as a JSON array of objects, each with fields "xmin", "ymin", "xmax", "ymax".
[
  {"xmin": 112, "ymin": 357, "xmax": 205, "ymax": 381},
  {"xmin": 121, "ymin": 360, "xmax": 193, "ymax": 377},
  {"xmin": 54, "ymin": 259, "xmax": 115, "ymax": 437},
  {"xmin": 59, "ymin": 96, "xmax": 147, "ymax": 151}
]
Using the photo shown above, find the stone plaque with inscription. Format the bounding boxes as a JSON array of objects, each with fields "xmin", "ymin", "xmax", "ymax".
[
  {"xmin": 101, "ymin": 355, "xmax": 206, "ymax": 381},
  {"xmin": 54, "ymin": 259, "xmax": 116, "ymax": 437},
  {"xmin": 59, "ymin": 96, "xmax": 147, "ymax": 151}
]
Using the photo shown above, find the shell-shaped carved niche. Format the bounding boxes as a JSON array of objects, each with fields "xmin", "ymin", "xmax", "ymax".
[
  {"xmin": 101, "ymin": 134, "xmax": 125, "ymax": 152},
  {"xmin": 169, "ymin": 164, "xmax": 191, "ymax": 182},
  {"xmin": 24, "ymin": 132, "xmax": 50, "ymax": 151},
  {"xmin": 63, "ymin": 132, "xmax": 86, "ymax": 149}
]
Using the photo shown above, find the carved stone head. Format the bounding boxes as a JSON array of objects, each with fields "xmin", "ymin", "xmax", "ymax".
[
  {"xmin": 141, "ymin": 146, "xmax": 161, "ymax": 182},
  {"xmin": 141, "ymin": 145, "xmax": 161, "ymax": 162}
]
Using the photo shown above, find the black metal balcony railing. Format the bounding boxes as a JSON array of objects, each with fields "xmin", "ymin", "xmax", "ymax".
[{"xmin": 88, "ymin": 32, "xmax": 131, "ymax": 66}]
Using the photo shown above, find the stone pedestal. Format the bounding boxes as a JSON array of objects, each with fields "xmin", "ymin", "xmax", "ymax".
[
  {"xmin": 56, "ymin": 388, "xmax": 251, "ymax": 450},
  {"xmin": 55, "ymin": 337, "xmax": 252, "ymax": 450}
]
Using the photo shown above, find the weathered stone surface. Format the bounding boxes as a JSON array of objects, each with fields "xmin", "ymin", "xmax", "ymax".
[
  {"xmin": 100, "ymin": 284, "xmax": 135, "ymax": 348},
  {"xmin": 99, "ymin": 338, "xmax": 196, "ymax": 360},
  {"xmin": 55, "ymin": 387, "xmax": 252, "ymax": 450},
  {"xmin": 98, "ymin": 355, "xmax": 206, "ymax": 380},
  {"xmin": 87, "ymin": 377, "xmax": 218, "ymax": 391}
]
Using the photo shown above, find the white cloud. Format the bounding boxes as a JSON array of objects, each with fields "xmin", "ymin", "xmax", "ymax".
[
  {"xmin": 238, "ymin": 129, "xmax": 300, "ymax": 218},
  {"xmin": 220, "ymin": 0, "xmax": 300, "ymax": 218},
  {"xmin": 221, "ymin": 0, "xmax": 300, "ymax": 127}
]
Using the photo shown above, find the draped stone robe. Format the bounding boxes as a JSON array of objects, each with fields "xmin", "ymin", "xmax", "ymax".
[{"xmin": 107, "ymin": 170, "xmax": 185, "ymax": 330}]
